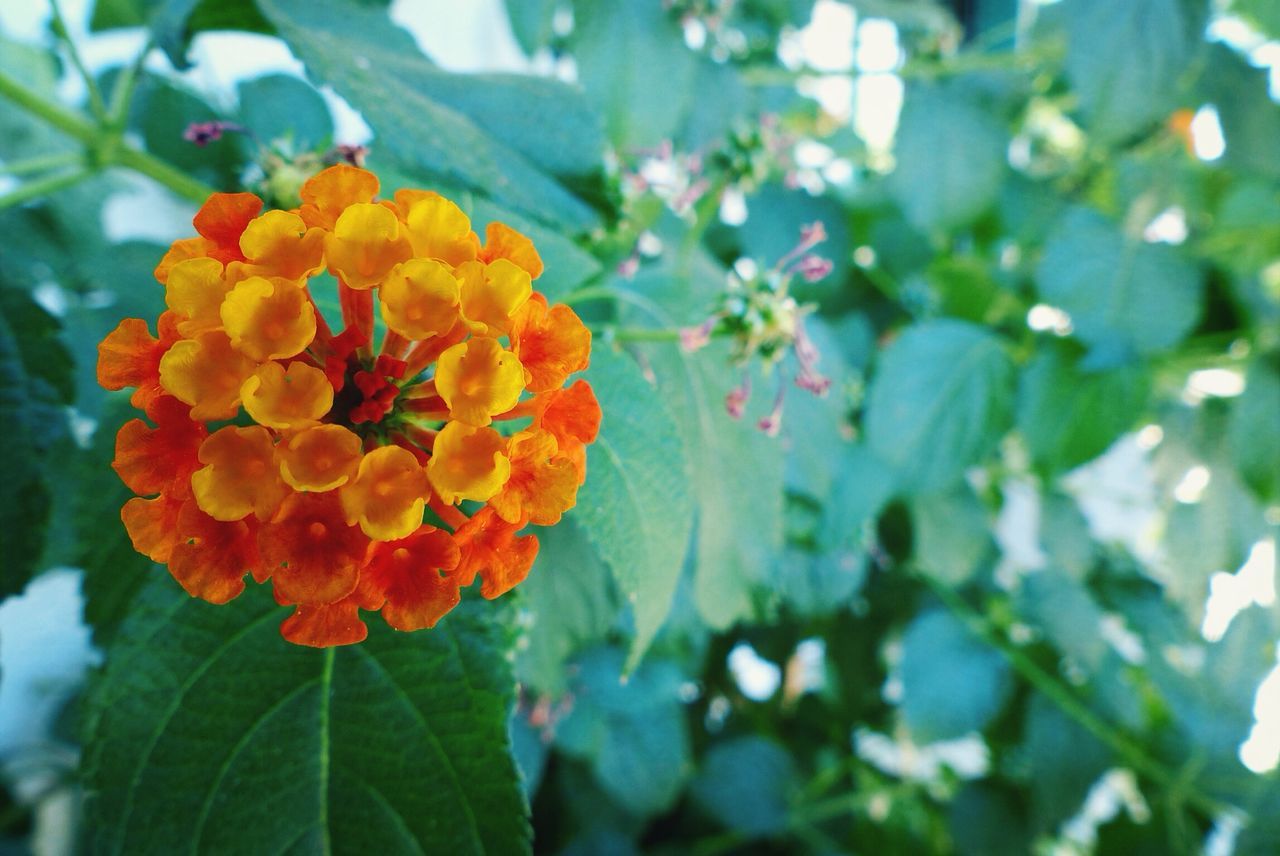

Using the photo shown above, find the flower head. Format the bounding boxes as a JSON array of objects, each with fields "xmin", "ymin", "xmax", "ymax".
[{"xmin": 101, "ymin": 166, "xmax": 599, "ymax": 646}]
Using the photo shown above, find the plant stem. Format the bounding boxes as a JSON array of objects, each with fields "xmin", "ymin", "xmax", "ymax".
[
  {"xmin": 0, "ymin": 151, "xmax": 83, "ymax": 176},
  {"xmin": 50, "ymin": 0, "xmax": 108, "ymax": 121},
  {"xmin": 0, "ymin": 67, "xmax": 217, "ymax": 203},
  {"xmin": 609, "ymin": 327, "xmax": 683, "ymax": 343},
  {"xmin": 919, "ymin": 574, "xmax": 1239, "ymax": 822},
  {"xmin": 0, "ymin": 167, "xmax": 94, "ymax": 210}
]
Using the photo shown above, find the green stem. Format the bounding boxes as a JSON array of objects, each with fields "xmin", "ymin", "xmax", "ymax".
[
  {"xmin": 920, "ymin": 574, "xmax": 1238, "ymax": 822},
  {"xmin": 0, "ymin": 151, "xmax": 83, "ymax": 176},
  {"xmin": 50, "ymin": 0, "xmax": 108, "ymax": 121},
  {"xmin": 107, "ymin": 36, "xmax": 154, "ymax": 127},
  {"xmin": 0, "ymin": 167, "xmax": 95, "ymax": 210},
  {"xmin": 562, "ymin": 285, "xmax": 618, "ymax": 306},
  {"xmin": 610, "ymin": 327, "xmax": 683, "ymax": 343},
  {"xmin": 0, "ymin": 67, "xmax": 217, "ymax": 203}
]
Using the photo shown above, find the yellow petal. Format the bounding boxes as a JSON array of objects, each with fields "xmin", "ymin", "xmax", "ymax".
[
  {"xmin": 339, "ymin": 445, "xmax": 428, "ymax": 540},
  {"xmin": 324, "ymin": 202, "xmax": 412, "ymax": 290},
  {"xmin": 241, "ymin": 360, "xmax": 334, "ymax": 430},
  {"xmin": 165, "ymin": 257, "xmax": 232, "ymax": 336},
  {"xmin": 278, "ymin": 424, "xmax": 363, "ymax": 492},
  {"xmin": 158, "ymin": 331, "xmax": 257, "ymax": 421},
  {"xmin": 457, "ymin": 258, "xmax": 532, "ymax": 337},
  {"xmin": 403, "ymin": 193, "xmax": 479, "ymax": 266},
  {"xmin": 220, "ymin": 275, "xmax": 318, "ymax": 361},
  {"xmin": 191, "ymin": 425, "xmax": 287, "ymax": 521},
  {"xmin": 380, "ymin": 258, "xmax": 462, "ymax": 340},
  {"xmin": 434, "ymin": 336, "xmax": 526, "ymax": 426},
  {"xmin": 426, "ymin": 421, "xmax": 511, "ymax": 504},
  {"xmin": 239, "ymin": 210, "xmax": 326, "ymax": 280}
]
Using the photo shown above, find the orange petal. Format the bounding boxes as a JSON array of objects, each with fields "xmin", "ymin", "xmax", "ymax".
[
  {"xmin": 259, "ymin": 492, "xmax": 367, "ymax": 605},
  {"xmin": 192, "ymin": 192, "xmax": 263, "ymax": 263},
  {"xmin": 452, "ymin": 507, "xmax": 539, "ymax": 599},
  {"xmin": 97, "ymin": 318, "xmax": 165, "ymax": 396},
  {"xmin": 488, "ymin": 430, "xmax": 579, "ymax": 526},
  {"xmin": 299, "ymin": 164, "xmax": 379, "ymax": 230},
  {"xmin": 238, "ymin": 210, "xmax": 326, "ymax": 280},
  {"xmin": 478, "ymin": 221, "xmax": 543, "ymax": 279},
  {"xmin": 280, "ymin": 596, "xmax": 368, "ymax": 647},
  {"xmin": 190, "ymin": 425, "xmax": 287, "ymax": 521},
  {"xmin": 363, "ymin": 526, "xmax": 462, "ymax": 631},
  {"xmin": 112, "ymin": 396, "xmax": 207, "ymax": 499},
  {"xmin": 510, "ymin": 294, "xmax": 591, "ymax": 393},
  {"xmin": 121, "ymin": 493, "xmax": 185, "ymax": 563},
  {"xmin": 157, "ymin": 330, "xmax": 258, "ymax": 421},
  {"xmin": 339, "ymin": 445, "xmax": 428, "ymax": 540},
  {"xmin": 154, "ymin": 236, "xmax": 211, "ymax": 285},
  {"xmin": 167, "ymin": 500, "xmax": 261, "ymax": 604},
  {"xmin": 278, "ymin": 424, "xmax": 362, "ymax": 492}
]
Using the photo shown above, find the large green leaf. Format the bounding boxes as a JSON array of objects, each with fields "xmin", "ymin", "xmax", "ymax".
[
  {"xmin": 898, "ymin": 608, "xmax": 1012, "ymax": 742},
  {"xmin": 889, "ymin": 82, "xmax": 1008, "ymax": 234},
  {"xmin": 1020, "ymin": 693, "xmax": 1111, "ymax": 833},
  {"xmin": 1060, "ymin": 0, "xmax": 1202, "ymax": 143},
  {"xmin": 910, "ymin": 486, "xmax": 993, "ymax": 586},
  {"xmin": 570, "ymin": 0, "xmax": 699, "ymax": 151},
  {"xmin": 576, "ymin": 346, "xmax": 694, "ymax": 667},
  {"xmin": 1036, "ymin": 206, "xmax": 1201, "ymax": 360},
  {"xmin": 0, "ymin": 289, "xmax": 73, "ymax": 599},
  {"xmin": 515, "ymin": 518, "xmax": 620, "ymax": 695},
  {"xmin": 1200, "ymin": 46, "xmax": 1280, "ymax": 181},
  {"xmin": 237, "ymin": 74, "xmax": 333, "ymax": 149},
  {"xmin": 691, "ymin": 737, "xmax": 798, "ymax": 837},
  {"xmin": 864, "ymin": 319, "xmax": 1014, "ymax": 493},
  {"xmin": 1016, "ymin": 342, "xmax": 1149, "ymax": 474},
  {"xmin": 82, "ymin": 580, "xmax": 530, "ymax": 854},
  {"xmin": 256, "ymin": 0, "xmax": 601, "ymax": 229}
]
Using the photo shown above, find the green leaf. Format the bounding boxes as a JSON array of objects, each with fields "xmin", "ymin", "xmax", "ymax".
[
  {"xmin": 554, "ymin": 648, "xmax": 691, "ymax": 817},
  {"xmin": 1200, "ymin": 45, "xmax": 1280, "ymax": 181},
  {"xmin": 237, "ymin": 74, "xmax": 333, "ymax": 149},
  {"xmin": 1060, "ymin": 0, "xmax": 1202, "ymax": 143},
  {"xmin": 615, "ymin": 255, "xmax": 784, "ymax": 631},
  {"xmin": 1016, "ymin": 342, "xmax": 1149, "ymax": 474},
  {"xmin": 255, "ymin": 0, "xmax": 601, "ymax": 230},
  {"xmin": 570, "ymin": 0, "xmax": 699, "ymax": 151},
  {"xmin": 910, "ymin": 486, "xmax": 993, "ymax": 586},
  {"xmin": 89, "ymin": 0, "xmax": 204, "ymax": 68},
  {"xmin": 691, "ymin": 737, "xmax": 798, "ymax": 837},
  {"xmin": 1230, "ymin": 359, "xmax": 1280, "ymax": 502},
  {"xmin": 82, "ymin": 579, "xmax": 530, "ymax": 854},
  {"xmin": 898, "ymin": 608, "xmax": 1012, "ymax": 742},
  {"xmin": 0, "ymin": 36, "xmax": 71, "ymax": 163},
  {"xmin": 0, "ymin": 289, "xmax": 72, "ymax": 598},
  {"xmin": 889, "ymin": 82, "xmax": 1008, "ymax": 234},
  {"xmin": 575, "ymin": 346, "xmax": 694, "ymax": 668},
  {"xmin": 516, "ymin": 518, "xmax": 620, "ymax": 695},
  {"xmin": 865, "ymin": 319, "xmax": 1014, "ymax": 493},
  {"xmin": 1039, "ymin": 492, "xmax": 1095, "ymax": 581},
  {"xmin": 948, "ymin": 784, "xmax": 1031, "ymax": 856},
  {"xmin": 1036, "ymin": 206, "xmax": 1201, "ymax": 360}
]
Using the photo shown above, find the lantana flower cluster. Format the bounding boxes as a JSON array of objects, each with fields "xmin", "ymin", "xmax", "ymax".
[{"xmin": 97, "ymin": 165, "xmax": 599, "ymax": 646}]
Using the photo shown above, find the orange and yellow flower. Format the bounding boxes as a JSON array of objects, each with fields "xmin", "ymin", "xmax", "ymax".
[{"xmin": 98, "ymin": 165, "xmax": 598, "ymax": 646}]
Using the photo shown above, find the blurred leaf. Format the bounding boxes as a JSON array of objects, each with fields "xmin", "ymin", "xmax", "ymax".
[
  {"xmin": 1020, "ymin": 692, "xmax": 1111, "ymax": 833},
  {"xmin": 865, "ymin": 319, "xmax": 1014, "ymax": 493},
  {"xmin": 1229, "ymin": 358, "xmax": 1280, "ymax": 502},
  {"xmin": 1016, "ymin": 342, "xmax": 1149, "ymax": 474},
  {"xmin": 516, "ymin": 518, "xmax": 619, "ymax": 695},
  {"xmin": 1199, "ymin": 45, "xmax": 1280, "ymax": 181},
  {"xmin": 1060, "ymin": 0, "xmax": 1202, "ymax": 143},
  {"xmin": 783, "ymin": 316, "xmax": 856, "ymax": 500},
  {"xmin": 88, "ymin": 0, "xmax": 197, "ymax": 60},
  {"xmin": 576, "ymin": 347, "xmax": 694, "ymax": 668},
  {"xmin": 817, "ymin": 445, "xmax": 896, "ymax": 567},
  {"xmin": 83, "ymin": 580, "xmax": 530, "ymax": 854},
  {"xmin": 691, "ymin": 737, "xmax": 798, "ymax": 837},
  {"xmin": 910, "ymin": 486, "xmax": 993, "ymax": 586},
  {"xmin": 899, "ymin": 608, "xmax": 1012, "ymax": 742},
  {"xmin": 734, "ymin": 182, "xmax": 853, "ymax": 291},
  {"xmin": 554, "ymin": 648, "xmax": 691, "ymax": 816},
  {"xmin": 1018, "ymin": 571, "xmax": 1108, "ymax": 671},
  {"xmin": 889, "ymin": 82, "xmax": 1008, "ymax": 234},
  {"xmin": 237, "ymin": 74, "xmax": 332, "ymax": 149},
  {"xmin": 570, "ymin": 0, "xmax": 698, "ymax": 151},
  {"xmin": 256, "ymin": 0, "xmax": 600, "ymax": 229},
  {"xmin": 677, "ymin": 59, "xmax": 753, "ymax": 153},
  {"xmin": 1036, "ymin": 207, "xmax": 1201, "ymax": 360},
  {"xmin": 947, "ymin": 784, "xmax": 1031, "ymax": 856},
  {"xmin": 126, "ymin": 72, "xmax": 247, "ymax": 189},
  {"xmin": 1039, "ymin": 492, "xmax": 1095, "ymax": 581},
  {"xmin": 504, "ymin": 0, "xmax": 558, "ymax": 56},
  {"xmin": 1163, "ymin": 466, "xmax": 1265, "ymax": 622},
  {"xmin": 0, "ymin": 36, "xmax": 70, "ymax": 162},
  {"xmin": 511, "ymin": 714, "xmax": 550, "ymax": 800}
]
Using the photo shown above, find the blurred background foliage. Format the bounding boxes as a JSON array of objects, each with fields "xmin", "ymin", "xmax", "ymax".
[{"xmin": 0, "ymin": 0, "xmax": 1279, "ymax": 853}]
